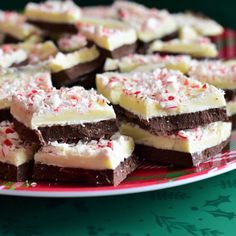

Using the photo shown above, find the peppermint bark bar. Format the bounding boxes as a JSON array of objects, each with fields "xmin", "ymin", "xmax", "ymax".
[
  {"xmin": 0, "ymin": 11, "xmax": 41, "ymax": 43},
  {"xmin": 188, "ymin": 60, "xmax": 236, "ymax": 128},
  {"xmin": 96, "ymin": 69, "xmax": 228, "ymax": 134},
  {"xmin": 33, "ymin": 134, "xmax": 138, "ymax": 186},
  {"xmin": 104, "ymin": 54, "xmax": 192, "ymax": 74},
  {"xmin": 120, "ymin": 122, "xmax": 231, "ymax": 167},
  {"xmin": 0, "ymin": 66, "xmax": 52, "ymax": 122},
  {"xmin": 148, "ymin": 37, "xmax": 218, "ymax": 59},
  {"xmin": 0, "ymin": 121, "xmax": 37, "ymax": 181},
  {"xmin": 78, "ymin": 18, "xmax": 137, "ymax": 59},
  {"xmin": 11, "ymin": 86, "xmax": 117, "ymax": 145},
  {"xmin": 48, "ymin": 45, "xmax": 103, "ymax": 88},
  {"xmin": 25, "ymin": 1, "xmax": 81, "ymax": 34}
]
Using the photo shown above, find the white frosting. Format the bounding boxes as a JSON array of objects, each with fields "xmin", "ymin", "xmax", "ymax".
[
  {"xmin": 148, "ymin": 37, "xmax": 218, "ymax": 58},
  {"xmin": 189, "ymin": 60, "xmax": 236, "ymax": 89},
  {"xmin": 35, "ymin": 133, "xmax": 134, "ymax": 170},
  {"xmin": 96, "ymin": 68, "xmax": 226, "ymax": 119},
  {"xmin": 79, "ymin": 18, "xmax": 137, "ymax": 51},
  {"xmin": 173, "ymin": 12, "xmax": 223, "ymax": 36},
  {"xmin": 120, "ymin": 122, "xmax": 231, "ymax": 154},
  {"xmin": 104, "ymin": 54, "xmax": 192, "ymax": 73},
  {"xmin": 0, "ymin": 66, "xmax": 52, "ymax": 109},
  {"xmin": 0, "ymin": 121, "xmax": 36, "ymax": 166},
  {"xmin": 48, "ymin": 45, "xmax": 99, "ymax": 73},
  {"xmin": 58, "ymin": 33, "xmax": 88, "ymax": 52},
  {"xmin": 25, "ymin": 1, "xmax": 81, "ymax": 24},
  {"xmin": 0, "ymin": 45, "xmax": 28, "ymax": 68},
  {"xmin": 0, "ymin": 11, "xmax": 40, "ymax": 40},
  {"xmin": 113, "ymin": 1, "xmax": 177, "ymax": 42},
  {"xmin": 11, "ymin": 86, "xmax": 116, "ymax": 129}
]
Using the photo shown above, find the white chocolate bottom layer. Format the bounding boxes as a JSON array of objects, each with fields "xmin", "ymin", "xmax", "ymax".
[
  {"xmin": 227, "ymin": 100, "xmax": 236, "ymax": 116},
  {"xmin": 119, "ymin": 122, "xmax": 231, "ymax": 154},
  {"xmin": 34, "ymin": 134, "xmax": 134, "ymax": 170}
]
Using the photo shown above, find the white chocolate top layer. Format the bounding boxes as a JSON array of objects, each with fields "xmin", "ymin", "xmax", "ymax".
[
  {"xmin": 0, "ymin": 11, "xmax": 40, "ymax": 40},
  {"xmin": 96, "ymin": 68, "xmax": 226, "ymax": 119},
  {"xmin": 25, "ymin": 0, "xmax": 81, "ymax": 24},
  {"xmin": 35, "ymin": 133, "xmax": 134, "ymax": 170},
  {"xmin": 104, "ymin": 53, "xmax": 192, "ymax": 74},
  {"xmin": 0, "ymin": 66, "xmax": 52, "ymax": 110},
  {"xmin": 188, "ymin": 60, "xmax": 236, "ymax": 89},
  {"xmin": 173, "ymin": 12, "xmax": 223, "ymax": 36},
  {"xmin": 113, "ymin": 1, "xmax": 177, "ymax": 42},
  {"xmin": 0, "ymin": 121, "xmax": 36, "ymax": 166},
  {"xmin": 48, "ymin": 45, "xmax": 99, "ymax": 73},
  {"xmin": 78, "ymin": 18, "xmax": 137, "ymax": 51},
  {"xmin": 58, "ymin": 33, "xmax": 88, "ymax": 52},
  {"xmin": 120, "ymin": 121, "xmax": 231, "ymax": 154},
  {"xmin": 11, "ymin": 86, "xmax": 116, "ymax": 129},
  {"xmin": 148, "ymin": 37, "xmax": 218, "ymax": 58},
  {"xmin": 82, "ymin": 6, "xmax": 117, "ymax": 19},
  {"xmin": 0, "ymin": 45, "xmax": 28, "ymax": 68}
]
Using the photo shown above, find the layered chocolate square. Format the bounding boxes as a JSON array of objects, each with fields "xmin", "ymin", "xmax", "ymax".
[
  {"xmin": 96, "ymin": 68, "xmax": 230, "ymax": 167},
  {"xmin": 48, "ymin": 45, "xmax": 103, "ymax": 88},
  {"xmin": 78, "ymin": 18, "xmax": 137, "ymax": 59},
  {"xmin": 11, "ymin": 86, "xmax": 118, "ymax": 145},
  {"xmin": 0, "ymin": 121, "xmax": 37, "ymax": 181},
  {"xmin": 25, "ymin": 0, "xmax": 81, "ymax": 34},
  {"xmin": 33, "ymin": 133, "xmax": 138, "ymax": 186},
  {"xmin": 188, "ymin": 60, "xmax": 236, "ymax": 129},
  {"xmin": 0, "ymin": 66, "xmax": 52, "ymax": 122}
]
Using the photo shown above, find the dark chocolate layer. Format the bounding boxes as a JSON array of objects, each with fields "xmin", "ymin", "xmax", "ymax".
[
  {"xmin": 52, "ymin": 55, "xmax": 104, "ymax": 88},
  {"xmin": 0, "ymin": 108, "xmax": 13, "ymax": 122},
  {"xmin": 0, "ymin": 161, "xmax": 33, "ymax": 181},
  {"xmin": 114, "ymin": 105, "xmax": 228, "ymax": 135},
  {"xmin": 230, "ymin": 114, "xmax": 236, "ymax": 130},
  {"xmin": 27, "ymin": 20, "xmax": 77, "ymax": 34},
  {"xmin": 33, "ymin": 155, "xmax": 138, "ymax": 186},
  {"xmin": 97, "ymin": 42, "xmax": 137, "ymax": 59},
  {"xmin": 135, "ymin": 138, "xmax": 230, "ymax": 168},
  {"xmin": 13, "ymin": 118, "xmax": 118, "ymax": 145},
  {"xmin": 224, "ymin": 89, "xmax": 236, "ymax": 102},
  {"xmin": 4, "ymin": 34, "xmax": 22, "ymax": 44}
]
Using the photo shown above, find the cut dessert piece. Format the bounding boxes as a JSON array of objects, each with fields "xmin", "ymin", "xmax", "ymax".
[
  {"xmin": 0, "ymin": 44, "xmax": 28, "ymax": 68},
  {"xmin": 25, "ymin": 0, "xmax": 81, "ymax": 34},
  {"xmin": 0, "ymin": 121, "xmax": 37, "ymax": 181},
  {"xmin": 33, "ymin": 133, "xmax": 137, "ymax": 186},
  {"xmin": 104, "ymin": 54, "xmax": 192, "ymax": 74},
  {"xmin": 188, "ymin": 60, "xmax": 236, "ymax": 128},
  {"xmin": 11, "ymin": 86, "xmax": 117, "ymax": 145},
  {"xmin": 173, "ymin": 12, "xmax": 223, "ymax": 37},
  {"xmin": 0, "ymin": 10, "xmax": 41, "ymax": 43},
  {"xmin": 48, "ymin": 45, "xmax": 103, "ymax": 88},
  {"xmin": 96, "ymin": 69, "xmax": 227, "ymax": 134},
  {"xmin": 57, "ymin": 33, "xmax": 89, "ymax": 53},
  {"xmin": 78, "ymin": 18, "xmax": 137, "ymax": 58},
  {"xmin": 120, "ymin": 121, "xmax": 231, "ymax": 167},
  {"xmin": 148, "ymin": 37, "xmax": 218, "ymax": 59},
  {"xmin": 0, "ymin": 66, "xmax": 52, "ymax": 122},
  {"xmin": 18, "ymin": 41, "xmax": 58, "ymax": 65},
  {"xmin": 113, "ymin": 1, "xmax": 177, "ymax": 43}
]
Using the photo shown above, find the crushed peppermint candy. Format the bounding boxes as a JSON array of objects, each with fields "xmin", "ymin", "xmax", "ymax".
[{"xmin": 13, "ymin": 86, "xmax": 112, "ymax": 115}]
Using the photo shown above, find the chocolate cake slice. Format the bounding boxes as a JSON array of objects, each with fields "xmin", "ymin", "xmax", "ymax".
[
  {"xmin": 33, "ymin": 133, "xmax": 138, "ymax": 186},
  {"xmin": 188, "ymin": 60, "xmax": 236, "ymax": 129},
  {"xmin": 0, "ymin": 121, "xmax": 37, "ymax": 181},
  {"xmin": 78, "ymin": 18, "xmax": 137, "ymax": 59},
  {"xmin": 0, "ymin": 66, "xmax": 52, "ymax": 122},
  {"xmin": 48, "ymin": 46, "xmax": 103, "ymax": 89},
  {"xmin": 25, "ymin": 1, "xmax": 81, "ymax": 34},
  {"xmin": 11, "ymin": 86, "xmax": 118, "ymax": 145},
  {"xmin": 96, "ymin": 69, "xmax": 228, "ymax": 135}
]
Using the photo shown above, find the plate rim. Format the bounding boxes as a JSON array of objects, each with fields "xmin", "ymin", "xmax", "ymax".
[{"xmin": 0, "ymin": 161, "xmax": 235, "ymax": 198}]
